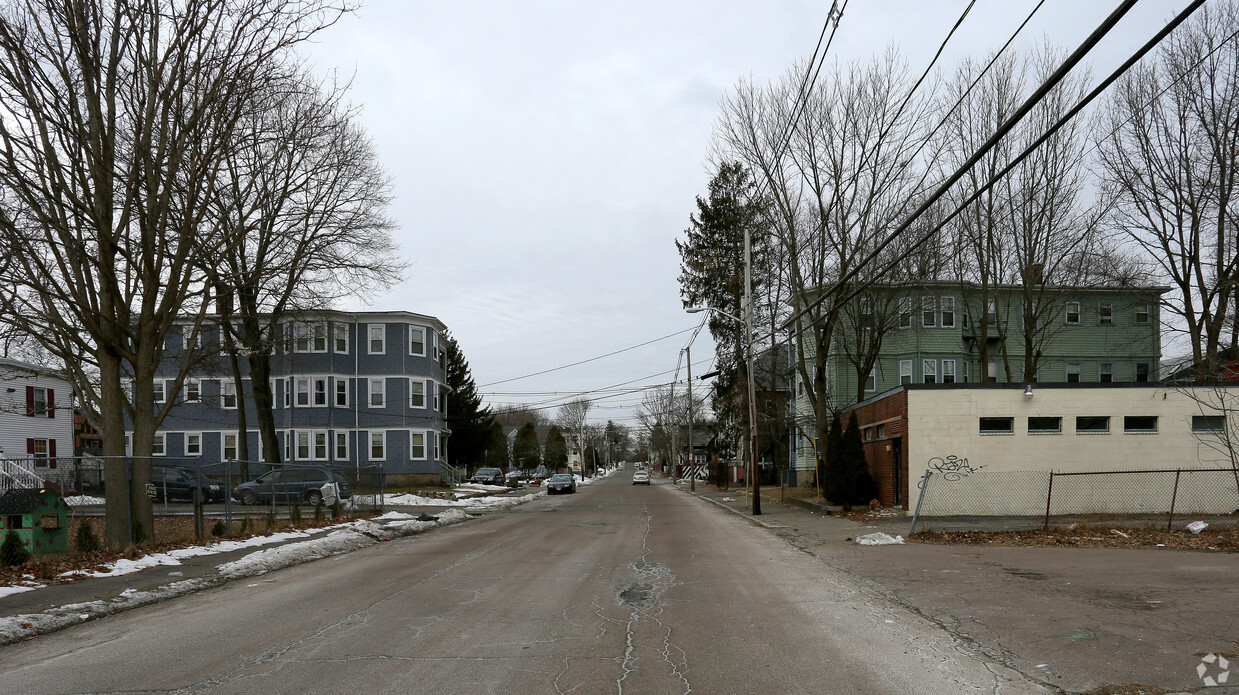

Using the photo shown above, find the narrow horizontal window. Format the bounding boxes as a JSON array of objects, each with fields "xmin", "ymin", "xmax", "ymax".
[
  {"xmin": 979, "ymin": 417, "xmax": 1014, "ymax": 434},
  {"xmin": 1076, "ymin": 416, "xmax": 1110, "ymax": 433},
  {"xmin": 1027, "ymin": 417, "xmax": 1061, "ymax": 434},
  {"xmin": 1124, "ymin": 416, "xmax": 1158, "ymax": 433},
  {"xmin": 1192, "ymin": 415, "xmax": 1225, "ymax": 433}
]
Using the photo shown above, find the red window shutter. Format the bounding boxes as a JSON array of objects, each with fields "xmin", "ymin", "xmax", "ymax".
[
  {"xmin": 25, "ymin": 386, "xmax": 33, "ymax": 417},
  {"xmin": 49, "ymin": 439, "xmax": 57, "ymax": 461},
  {"xmin": 26, "ymin": 438, "xmax": 34, "ymax": 454},
  {"xmin": 47, "ymin": 389, "xmax": 54, "ymax": 418}
]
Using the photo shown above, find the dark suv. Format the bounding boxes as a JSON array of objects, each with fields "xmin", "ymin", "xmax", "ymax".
[
  {"xmin": 232, "ymin": 468, "xmax": 352, "ymax": 506},
  {"xmin": 469, "ymin": 467, "xmax": 504, "ymax": 485},
  {"xmin": 152, "ymin": 467, "xmax": 226, "ymax": 503}
]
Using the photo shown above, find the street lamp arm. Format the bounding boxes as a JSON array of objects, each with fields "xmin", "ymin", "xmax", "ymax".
[{"xmin": 687, "ymin": 306, "xmax": 743, "ymax": 324}]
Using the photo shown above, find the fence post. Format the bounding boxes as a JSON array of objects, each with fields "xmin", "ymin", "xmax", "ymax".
[
  {"xmin": 1167, "ymin": 469, "xmax": 1182, "ymax": 531},
  {"xmin": 1043, "ymin": 471, "xmax": 1055, "ymax": 531},
  {"xmin": 909, "ymin": 471, "xmax": 933, "ymax": 536}
]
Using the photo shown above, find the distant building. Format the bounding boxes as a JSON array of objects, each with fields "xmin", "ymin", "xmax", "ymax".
[
  {"xmin": 789, "ymin": 281, "xmax": 1166, "ymax": 482},
  {"xmin": 126, "ymin": 310, "xmax": 448, "ymax": 484}
]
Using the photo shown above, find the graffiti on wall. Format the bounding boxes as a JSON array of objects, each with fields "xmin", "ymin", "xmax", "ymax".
[{"xmin": 926, "ymin": 455, "xmax": 983, "ymax": 481}]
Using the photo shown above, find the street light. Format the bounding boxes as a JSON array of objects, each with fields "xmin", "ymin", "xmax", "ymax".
[{"xmin": 687, "ymin": 304, "xmax": 761, "ymax": 516}]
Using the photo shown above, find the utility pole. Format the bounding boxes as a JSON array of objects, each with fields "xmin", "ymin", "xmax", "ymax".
[
  {"xmin": 687, "ymin": 343, "xmax": 695, "ymax": 492},
  {"xmin": 746, "ymin": 226, "xmax": 761, "ymax": 515}
]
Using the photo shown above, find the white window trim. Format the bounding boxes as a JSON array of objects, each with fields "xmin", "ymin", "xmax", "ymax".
[
  {"xmin": 941, "ymin": 359, "xmax": 957, "ymax": 383},
  {"xmin": 222, "ymin": 380, "xmax": 237, "ymax": 410},
  {"xmin": 410, "ymin": 379, "xmax": 425, "ymax": 408},
  {"xmin": 335, "ymin": 431, "xmax": 349, "ymax": 461},
  {"xmin": 431, "ymin": 380, "xmax": 440, "ymax": 411},
  {"xmin": 863, "ymin": 369, "xmax": 876, "ymax": 393},
  {"xmin": 369, "ymin": 378, "xmax": 385, "ymax": 408},
  {"xmin": 899, "ymin": 359, "xmax": 913, "ymax": 385},
  {"xmin": 898, "ymin": 297, "xmax": 912, "ymax": 329},
  {"xmin": 295, "ymin": 377, "xmax": 311, "ymax": 407},
  {"xmin": 368, "ymin": 324, "xmax": 386, "ymax": 354},
  {"xmin": 153, "ymin": 379, "xmax": 166, "ymax": 404},
  {"xmin": 921, "ymin": 295, "xmax": 936, "ymax": 328},
  {"xmin": 940, "ymin": 296, "xmax": 956, "ymax": 329},
  {"xmin": 922, "ymin": 358, "xmax": 937, "ymax": 384},
  {"xmin": 186, "ymin": 378, "xmax": 201, "ymax": 403},
  {"xmin": 370, "ymin": 431, "xmax": 387, "ymax": 461},
  {"xmin": 335, "ymin": 378, "xmax": 349, "ymax": 407},
  {"xmin": 1134, "ymin": 304, "xmax": 1152, "ymax": 325},
  {"xmin": 185, "ymin": 432, "xmax": 202, "ymax": 457},
  {"xmin": 152, "ymin": 432, "xmax": 166, "ymax": 456},
  {"xmin": 1065, "ymin": 301, "xmax": 1081, "ymax": 325},
  {"xmin": 1098, "ymin": 301, "xmax": 1114, "ymax": 325},
  {"xmin": 222, "ymin": 432, "xmax": 239, "ymax": 460},
  {"xmin": 1066, "ymin": 362, "xmax": 1082, "ymax": 382},
  {"xmin": 333, "ymin": 323, "xmax": 349, "ymax": 353},
  {"xmin": 433, "ymin": 331, "xmax": 441, "ymax": 362},
  {"xmin": 312, "ymin": 377, "xmax": 328, "ymax": 407},
  {"xmin": 410, "ymin": 430, "xmax": 426, "ymax": 460},
  {"xmin": 409, "ymin": 326, "xmax": 426, "ymax": 357}
]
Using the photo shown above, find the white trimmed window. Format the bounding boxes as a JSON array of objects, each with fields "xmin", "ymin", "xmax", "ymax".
[
  {"xmin": 370, "ymin": 431, "xmax": 386, "ymax": 461},
  {"xmin": 222, "ymin": 381, "xmax": 237, "ymax": 409},
  {"xmin": 898, "ymin": 297, "xmax": 912, "ymax": 329},
  {"xmin": 223, "ymin": 433, "xmax": 238, "ymax": 460},
  {"xmin": 313, "ymin": 323, "xmax": 327, "ymax": 352},
  {"xmin": 185, "ymin": 433, "xmax": 201, "ymax": 456},
  {"xmin": 335, "ymin": 378, "xmax": 348, "ymax": 407},
  {"xmin": 1098, "ymin": 301, "xmax": 1113, "ymax": 325},
  {"xmin": 1066, "ymin": 362, "xmax": 1081, "ymax": 382},
  {"xmin": 283, "ymin": 378, "xmax": 291, "ymax": 408},
  {"xmin": 335, "ymin": 432, "xmax": 349, "ymax": 461},
  {"xmin": 941, "ymin": 359, "xmax": 957, "ymax": 383},
  {"xmin": 1099, "ymin": 362, "xmax": 1113, "ymax": 383},
  {"xmin": 153, "ymin": 380, "xmax": 166, "ymax": 404},
  {"xmin": 410, "ymin": 379, "xmax": 425, "ymax": 408},
  {"xmin": 185, "ymin": 379, "xmax": 200, "ymax": 403},
  {"xmin": 334, "ymin": 323, "xmax": 349, "ymax": 353},
  {"xmin": 368, "ymin": 378, "xmax": 385, "ymax": 407},
  {"xmin": 864, "ymin": 370, "xmax": 876, "ymax": 392},
  {"xmin": 921, "ymin": 296, "xmax": 936, "ymax": 328},
  {"xmin": 922, "ymin": 359, "xmax": 937, "ymax": 384},
  {"xmin": 899, "ymin": 359, "xmax": 913, "ymax": 385},
  {"xmin": 433, "ymin": 331, "xmax": 441, "ymax": 361},
  {"xmin": 368, "ymin": 325, "xmax": 385, "ymax": 354},
  {"xmin": 431, "ymin": 381, "xmax": 440, "ymax": 410},
  {"xmin": 313, "ymin": 377, "xmax": 327, "ymax": 406},
  {"xmin": 409, "ymin": 326, "xmax": 425, "ymax": 356},
  {"xmin": 293, "ymin": 323, "xmax": 311, "ymax": 352},
  {"xmin": 295, "ymin": 377, "xmax": 311, "ymax": 407},
  {"xmin": 152, "ymin": 433, "xmax": 166, "ymax": 456},
  {"xmin": 410, "ymin": 431, "xmax": 426, "ymax": 459},
  {"xmin": 940, "ymin": 297, "xmax": 956, "ymax": 328},
  {"xmin": 985, "ymin": 297, "xmax": 997, "ymax": 326},
  {"xmin": 1065, "ymin": 301, "xmax": 1081, "ymax": 325},
  {"xmin": 1134, "ymin": 303, "xmax": 1152, "ymax": 325}
]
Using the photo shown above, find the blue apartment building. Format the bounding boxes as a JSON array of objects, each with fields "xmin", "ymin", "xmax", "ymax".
[{"xmin": 127, "ymin": 311, "xmax": 448, "ymax": 483}]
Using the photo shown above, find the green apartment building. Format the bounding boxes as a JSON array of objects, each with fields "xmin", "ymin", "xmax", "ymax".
[{"xmin": 789, "ymin": 281, "xmax": 1165, "ymax": 478}]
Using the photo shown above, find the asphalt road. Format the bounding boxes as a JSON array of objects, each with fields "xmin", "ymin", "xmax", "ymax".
[{"xmin": 0, "ymin": 475, "xmax": 1046, "ymax": 695}]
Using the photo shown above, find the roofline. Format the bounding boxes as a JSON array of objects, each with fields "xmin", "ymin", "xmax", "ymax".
[
  {"xmin": 192, "ymin": 309, "xmax": 448, "ymax": 332},
  {"xmin": 848, "ymin": 380, "xmax": 1238, "ymax": 409},
  {"xmin": 796, "ymin": 280, "xmax": 1169, "ymax": 300},
  {"xmin": 0, "ymin": 357, "xmax": 66, "ymax": 381}
]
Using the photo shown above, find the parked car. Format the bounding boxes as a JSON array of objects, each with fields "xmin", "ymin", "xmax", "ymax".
[
  {"xmin": 632, "ymin": 470, "xmax": 650, "ymax": 485},
  {"xmin": 152, "ymin": 467, "xmax": 226, "ymax": 503},
  {"xmin": 232, "ymin": 468, "xmax": 352, "ymax": 506},
  {"xmin": 528, "ymin": 466, "xmax": 550, "ymax": 486},
  {"xmin": 469, "ymin": 467, "xmax": 505, "ymax": 485},
  {"xmin": 545, "ymin": 473, "xmax": 576, "ymax": 494}
]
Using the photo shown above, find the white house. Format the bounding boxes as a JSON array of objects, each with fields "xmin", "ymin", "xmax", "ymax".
[{"xmin": 0, "ymin": 357, "xmax": 74, "ymax": 472}]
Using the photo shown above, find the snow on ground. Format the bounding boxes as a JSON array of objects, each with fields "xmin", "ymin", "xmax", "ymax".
[{"xmin": 64, "ymin": 495, "xmax": 106, "ymax": 506}]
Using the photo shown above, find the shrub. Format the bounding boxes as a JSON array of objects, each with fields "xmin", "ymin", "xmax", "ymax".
[
  {"xmin": 265, "ymin": 511, "xmax": 276, "ymax": 530},
  {"xmin": 1, "ymin": 531, "xmax": 31, "ymax": 567},
  {"xmin": 211, "ymin": 520, "xmax": 226, "ymax": 538},
  {"xmin": 290, "ymin": 503, "xmax": 302, "ymax": 525},
  {"xmin": 239, "ymin": 516, "xmax": 252, "ymax": 535},
  {"xmin": 75, "ymin": 518, "xmax": 101, "ymax": 553}
]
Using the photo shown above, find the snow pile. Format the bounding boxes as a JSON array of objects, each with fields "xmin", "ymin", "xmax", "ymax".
[
  {"xmin": 64, "ymin": 495, "xmax": 106, "ymax": 507},
  {"xmin": 854, "ymin": 532, "xmax": 905, "ymax": 546},
  {"xmin": 0, "ymin": 507, "xmax": 477, "ymax": 646}
]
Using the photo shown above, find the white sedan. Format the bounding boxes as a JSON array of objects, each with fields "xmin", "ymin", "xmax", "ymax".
[{"xmin": 632, "ymin": 471, "xmax": 650, "ymax": 485}]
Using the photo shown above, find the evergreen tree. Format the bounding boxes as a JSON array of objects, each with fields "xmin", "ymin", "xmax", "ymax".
[
  {"xmin": 481, "ymin": 420, "xmax": 509, "ymax": 472},
  {"xmin": 545, "ymin": 425, "xmax": 568, "ymax": 471},
  {"xmin": 839, "ymin": 412, "xmax": 878, "ymax": 509},
  {"xmin": 677, "ymin": 161, "xmax": 771, "ymax": 459},
  {"xmin": 444, "ymin": 331, "xmax": 495, "ymax": 472},
  {"xmin": 512, "ymin": 421, "xmax": 541, "ymax": 471},
  {"xmin": 1, "ymin": 530, "xmax": 30, "ymax": 567}
]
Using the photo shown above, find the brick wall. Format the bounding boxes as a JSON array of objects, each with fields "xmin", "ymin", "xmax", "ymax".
[{"xmin": 845, "ymin": 389, "xmax": 909, "ymax": 509}]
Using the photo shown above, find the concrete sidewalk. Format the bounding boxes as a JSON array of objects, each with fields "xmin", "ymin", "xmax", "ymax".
[{"xmin": 684, "ymin": 482, "xmax": 1239, "ymax": 695}]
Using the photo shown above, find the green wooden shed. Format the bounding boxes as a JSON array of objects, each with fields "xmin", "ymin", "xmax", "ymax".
[{"xmin": 0, "ymin": 488, "xmax": 69, "ymax": 554}]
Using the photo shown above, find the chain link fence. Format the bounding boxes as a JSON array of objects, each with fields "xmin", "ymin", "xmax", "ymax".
[{"xmin": 910, "ymin": 467, "xmax": 1239, "ymax": 533}]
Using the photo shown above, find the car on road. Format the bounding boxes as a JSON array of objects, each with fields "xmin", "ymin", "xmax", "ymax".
[
  {"xmin": 545, "ymin": 473, "xmax": 576, "ymax": 494},
  {"xmin": 528, "ymin": 465, "xmax": 550, "ymax": 486},
  {"xmin": 232, "ymin": 468, "xmax": 352, "ymax": 506},
  {"xmin": 152, "ymin": 467, "xmax": 226, "ymax": 503},
  {"xmin": 632, "ymin": 470, "xmax": 650, "ymax": 485},
  {"xmin": 469, "ymin": 467, "xmax": 505, "ymax": 485}
]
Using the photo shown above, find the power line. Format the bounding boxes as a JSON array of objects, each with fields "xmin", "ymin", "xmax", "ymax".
[
  {"xmin": 477, "ymin": 326, "xmax": 697, "ymax": 388},
  {"xmin": 781, "ymin": 0, "xmax": 1148, "ymax": 335}
]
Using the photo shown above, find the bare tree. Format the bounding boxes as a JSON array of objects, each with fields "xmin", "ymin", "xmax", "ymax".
[
  {"xmin": 1097, "ymin": 0, "xmax": 1239, "ymax": 377},
  {"xmin": 555, "ymin": 398, "xmax": 592, "ymax": 478},
  {"xmin": 207, "ymin": 68, "xmax": 403, "ymax": 476},
  {"xmin": 0, "ymin": 0, "xmax": 350, "ymax": 546},
  {"xmin": 715, "ymin": 49, "xmax": 936, "ymax": 471}
]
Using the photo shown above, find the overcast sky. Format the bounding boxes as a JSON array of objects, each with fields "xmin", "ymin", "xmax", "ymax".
[{"xmin": 303, "ymin": 1, "xmax": 1196, "ymax": 428}]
